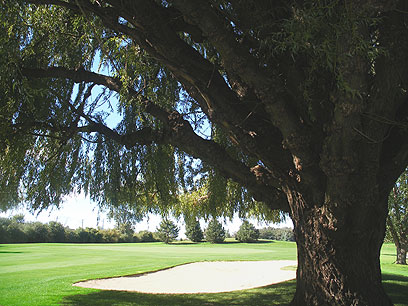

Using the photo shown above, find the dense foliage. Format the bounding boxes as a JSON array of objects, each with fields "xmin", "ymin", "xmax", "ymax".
[
  {"xmin": 259, "ymin": 227, "xmax": 295, "ymax": 242},
  {"xmin": 156, "ymin": 218, "xmax": 179, "ymax": 243},
  {"xmin": 204, "ymin": 219, "xmax": 226, "ymax": 243},
  {"xmin": 235, "ymin": 220, "xmax": 260, "ymax": 243},
  {"xmin": 0, "ymin": 215, "xmax": 160, "ymax": 243}
]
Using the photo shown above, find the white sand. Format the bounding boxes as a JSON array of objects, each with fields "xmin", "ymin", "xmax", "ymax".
[{"xmin": 74, "ymin": 260, "xmax": 297, "ymax": 294}]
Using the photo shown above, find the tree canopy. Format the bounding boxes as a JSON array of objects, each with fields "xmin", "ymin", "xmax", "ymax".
[{"xmin": 1, "ymin": 1, "xmax": 408, "ymax": 305}]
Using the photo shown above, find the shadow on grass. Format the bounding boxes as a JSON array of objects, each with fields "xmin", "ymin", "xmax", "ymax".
[
  {"xmin": 169, "ymin": 242, "xmax": 200, "ymax": 245},
  {"xmin": 61, "ymin": 281, "xmax": 296, "ymax": 306},
  {"xmin": 60, "ymin": 273, "xmax": 408, "ymax": 306},
  {"xmin": 0, "ymin": 251, "xmax": 24, "ymax": 253},
  {"xmin": 217, "ymin": 240, "xmax": 275, "ymax": 245},
  {"xmin": 383, "ymin": 273, "xmax": 408, "ymax": 306}
]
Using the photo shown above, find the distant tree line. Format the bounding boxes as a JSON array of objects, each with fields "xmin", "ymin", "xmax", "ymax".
[
  {"xmin": 0, "ymin": 215, "xmax": 160, "ymax": 243},
  {"xmin": 258, "ymin": 227, "xmax": 296, "ymax": 242},
  {"xmin": 1, "ymin": 215, "xmax": 295, "ymax": 244}
]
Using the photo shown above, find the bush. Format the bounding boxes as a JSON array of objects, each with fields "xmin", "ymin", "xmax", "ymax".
[
  {"xmin": 75, "ymin": 227, "xmax": 103, "ymax": 243},
  {"xmin": 156, "ymin": 219, "xmax": 179, "ymax": 244},
  {"xmin": 137, "ymin": 230, "xmax": 157, "ymax": 242},
  {"xmin": 47, "ymin": 221, "xmax": 66, "ymax": 242},
  {"xmin": 7, "ymin": 222, "xmax": 27, "ymax": 243},
  {"xmin": 235, "ymin": 220, "xmax": 260, "ymax": 243},
  {"xmin": 205, "ymin": 219, "xmax": 225, "ymax": 243},
  {"xmin": 259, "ymin": 227, "xmax": 295, "ymax": 241},
  {"xmin": 185, "ymin": 218, "xmax": 204, "ymax": 242},
  {"xmin": 25, "ymin": 222, "xmax": 49, "ymax": 243},
  {"xmin": 100, "ymin": 228, "xmax": 121, "ymax": 243},
  {"xmin": 132, "ymin": 233, "xmax": 140, "ymax": 243},
  {"xmin": 0, "ymin": 218, "xmax": 11, "ymax": 243},
  {"xmin": 65, "ymin": 229, "xmax": 79, "ymax": 242}
]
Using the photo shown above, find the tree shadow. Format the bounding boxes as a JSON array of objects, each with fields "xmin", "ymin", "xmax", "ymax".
[
  {"xmin": 0, "ymin": 245, "xmax": 24, "ymax": 253},
  {"xmin": 382, "ymin": 273, "xmax": 408, "ymax": 306},
  {"xmin": 58, "ymin": 274, "xmax": 408, "ymax": 306},
  {"xmin": 170, "ymin": 242, "xmax": 200, "ymax": 245},
  {"xmin": 221, "ymin": 240, "xmax": 275, "ymax": 244},
  {"xmin": 61, "ymin": 281, "xmax": 296, "ymax": 306},
  {"xmin": 169, "ymin": 240, "xmax": 275, "ymax": 245}
]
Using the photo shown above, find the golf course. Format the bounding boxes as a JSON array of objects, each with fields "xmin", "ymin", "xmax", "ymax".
[{"xmin": 1, "ymin": 241, "xmax": 407, "ymax": 306}]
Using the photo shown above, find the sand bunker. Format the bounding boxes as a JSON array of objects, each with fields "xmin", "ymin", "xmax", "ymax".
[{"xmin": 74, "ymin": 260, "xmax": 297, "ymax": 294}]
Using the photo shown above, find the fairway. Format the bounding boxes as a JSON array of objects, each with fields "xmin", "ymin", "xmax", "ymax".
[{"xmin": 0, "ymin": 241, "xmax": 407, "ymax": 306}]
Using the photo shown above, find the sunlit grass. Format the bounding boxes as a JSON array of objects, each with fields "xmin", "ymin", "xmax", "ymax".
[{"xmin": 0, "ymin": 241, "xmax": 407, "ymax": 306}]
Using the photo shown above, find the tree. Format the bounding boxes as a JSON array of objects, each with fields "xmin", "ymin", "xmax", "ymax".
[
  {"xmin": 0, "ymin": 1, "xmax": 407, "ymax": 305},
  {"xmin": 387, "ymin": 169, "xmax": 408, "ymax": 265},
  {"xmin": 235, "ymin": 220, "xmax": 259, "ymax": 243},
  {"xmin": 205, "ymin": 219, "xmax": 225, "ymax": 243},
  {"xmin": 47, "ymin": 221, "xmax": 66, "ymax": 242},
  {"xmin": 184, "ymin": 217, "xmax": 204, "ymax": 242},
  {"xmin": 25, "ymin": 222, "xmax": 49, "ymax": 243},
  {"xmin": 136, "ymin": 230, "xmax": 157, "ymax": 242},
  {"xmin": 156, "ymin": 219, "xmax": 179, "ymax": 244},
  {"xmin": 259, "ymin": 227, "xmax": 295, "ymax": 242}
]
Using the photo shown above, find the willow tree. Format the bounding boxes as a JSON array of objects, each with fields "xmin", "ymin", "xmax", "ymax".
[{"xmin": 1, "ymin": 0, "xmax": 407, "ymax": 305}]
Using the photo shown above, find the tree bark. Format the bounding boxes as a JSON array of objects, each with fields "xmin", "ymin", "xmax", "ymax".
[
  {"xmin": 287, "ymin": 185, "xmax": 393, "ymax": 306},
  {"xmin": 396, "ymin": 246, "xmax": 407, "ymax": 265}
]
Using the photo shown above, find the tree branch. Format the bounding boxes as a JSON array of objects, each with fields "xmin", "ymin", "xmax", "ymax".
[
  {"xmin": 21, "ymin": 64, "xmax": 289, "ymax": 210},
  {"xmin": 21, "ymin": 67, "xmax": 122, "ymax": 92},
  {"xmin": 169, "ymin": 0, "xmax": 320, "ymax": 170}
]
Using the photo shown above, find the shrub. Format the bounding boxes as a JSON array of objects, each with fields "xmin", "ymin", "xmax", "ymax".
[
  {"xmin": 47, "ymin": 221, "xmax": 66, "ymax": 242},
  {"xmin": 235, "ymin": 220, "xmax": 260, "ymax": 243},
  {"xmin": 137, "ymin": 230, "xmax": 156, "ymax": 242},
  {"xmin": 132, "ymin": 233, "xmax": 141, "ymax": 243},
  {"xmin": 185, "ymin": 218, "xmax": 204, "ymax": 242},
  {"xmin": 25, "ymin": 222, "xmax": 49, "ymax": 243},
  {"xmin": 100, "ymin": 228, "xmax": 121, "ymax": 243},
  {"xmin": 259, "ymin": 227, "xmax": 295, "ymax": 241},
  {"xmin": 205, "ymin": 219, "xmax": 225, "ymax": 243},
  {"xmin": 75, "ymin": 227, "xmax": 103, "ymax": 243},
  {"xmin": 0, "ymin": 218, "xmax": 11, "ymax": 243},
  {"xmin": 156, "ymin": 219, "xmax": 179, "ymax": 244},
  {"xmin": 6, "ymin": 221, "xmax": 27, "ymax": 243},
  {"xmin": 65, "ymin": 229, "xmax": 79, "ymax": 242}
]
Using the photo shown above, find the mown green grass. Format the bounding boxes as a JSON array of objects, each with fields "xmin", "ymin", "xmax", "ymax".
[{"xmin": 0, "ymin": 241, "xmax": 407, "ymax": 306}]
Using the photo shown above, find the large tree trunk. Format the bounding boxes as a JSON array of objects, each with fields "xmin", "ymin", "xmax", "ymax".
[
  {"xmin": 287, "ymin": 181, "xmax": 393, "ymax": 306},
  {"xmin": 396, "ymin": 246, "xmax": 407, "ymax": 265}
]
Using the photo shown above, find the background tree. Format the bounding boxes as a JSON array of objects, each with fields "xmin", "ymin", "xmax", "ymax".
[
  {"xmin": 184, "ymin": 217, "xmax": 204, "ymax": 242},
  {"xmin": 235, "ymin": 220, "xmax": 260, "ymax": 243},
  {"xmin": 205, "ymin": 219, "xmax": 225, "ymax": 244},
  {"xmin": 47, "ymin": 221, "xmax": 66, "ymax": 243},
  {"xmin": 387, "ymin": 169, "xmax": 408, "ymax": 265},
  {"xmin": 136, "ymin": 230, "xmax": 157, "ymax": 243},
  {"xmin": 0, "ymin": 215, "xmax": 27, "ymax": 243},
  {"xmin": 156, "ymin": 219, "xmax": 179, "ymax": 244},
  {"xmin": 259, "ymin": 227, "xmax": 295, "ymax": 242},
  {"xmin": 1, "ymin": 1, "xmax": 408, "ymax": 305}
]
